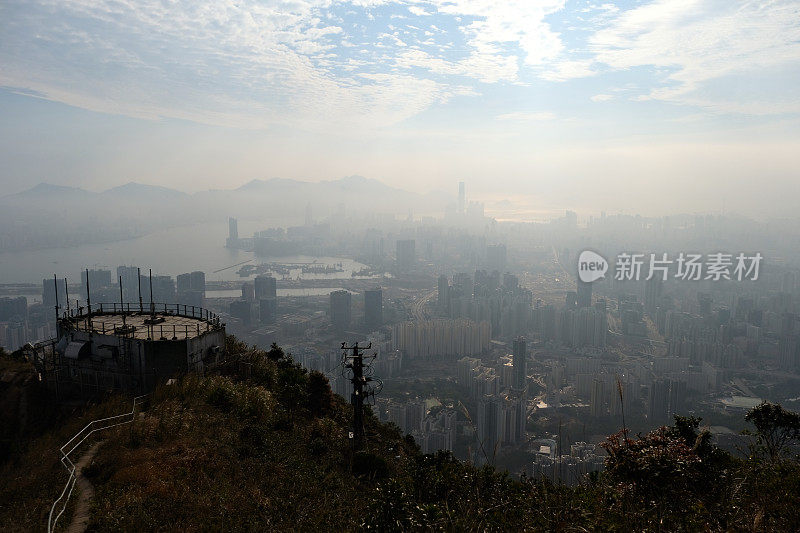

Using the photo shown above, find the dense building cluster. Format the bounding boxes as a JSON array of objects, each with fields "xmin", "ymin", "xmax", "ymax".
[{"xmin": 392, "ymin": 319, "xmax": 490, "ymax": 359}]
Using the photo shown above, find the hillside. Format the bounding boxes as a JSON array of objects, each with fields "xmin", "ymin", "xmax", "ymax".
[
  {"xmin": 0, "ymin": 351, "xmax": 63, "ymax": 463},
  {"xmin": 1, "ymin": 341, "xmax": 799, "ymax": 531}
]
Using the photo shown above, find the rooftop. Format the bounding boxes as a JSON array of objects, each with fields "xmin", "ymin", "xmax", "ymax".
[{"xmin": 59, "ymin": 303, "xmax": 221, "ymax": 341}]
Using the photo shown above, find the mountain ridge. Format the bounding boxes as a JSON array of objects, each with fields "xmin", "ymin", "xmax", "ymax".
[{"xmin": 4, "ymin": 175, "xmax": 438, "ymax": 199}]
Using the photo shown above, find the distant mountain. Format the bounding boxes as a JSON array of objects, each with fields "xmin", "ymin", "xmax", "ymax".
[
  {"xmin": 235, "ymin": 177, "xmax": 305, "ymax": 192},
  {"xmin": 195, "ymin": 175, "xmax": 451, "ymax": 218},
  {"xmin": 4, "ymin": 176, "xmax": 443, "ymax": 206},
  {"xmin": 0, "ymin": 174, "xmax": 455, "ymax": 254},
  {"xmin": 102, "ymin": 182, "xmax": 188, "ymax": 199},
  {"xmin": 0, "ymin": 175, "xmax": 454, "ymax": 252},
  {"xmin": 232, "ymin": 175, "xmax": 406, "ymax": 196},
  {"xmin": 1, "ymin": 182, "xmax": 93, "ymax": 201},
  {"xmin": 320, "ymin": 174, "xmax": 407, "ymax": 194},
  {"xmin": 1, "ymin": 181, "xmax": 189, "ymax": 203}
]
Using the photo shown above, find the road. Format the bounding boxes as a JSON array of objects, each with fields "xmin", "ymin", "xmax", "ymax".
[
  {"xmin": 411, "ymin": 288, "xmax": 438, "ymax": 322},
  {"xmin": 552, "ymin": 245, "xmax": 572, "ymax": 280}
]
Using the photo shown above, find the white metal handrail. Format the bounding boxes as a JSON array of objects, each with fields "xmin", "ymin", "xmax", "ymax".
[
  {"xmin": 47, "ymin": 394, "xmax": 148, "ymax": 533},
  {"xmin": 61, "ymin": 302, "xmax": 221, "ymax": 324}
]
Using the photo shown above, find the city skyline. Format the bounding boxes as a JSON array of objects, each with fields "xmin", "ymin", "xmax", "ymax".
[{"xmin": 3, "ymin": 2, "xmax": 800, "ymax": 529}]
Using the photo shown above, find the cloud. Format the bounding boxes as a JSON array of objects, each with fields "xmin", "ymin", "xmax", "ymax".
[
  {"xmin": 431, "ymin": 1, "xmax": 565, "ymax": 64},
  {"xmin": 408, "ymin": 6, "xmax": 430, "ymax": 16},
  {"xmin": 390, "ymin": 1, "xmax": 573, "ymax": 84},
  {"xmin": 0, "ymin": 0, "xmax": 465, "ymax": 130},
  {"xmin": 587, "ymin": 0, "xmax": 800, "ymax": 114},
  {"xmin": 540, "ymin": 60, "xmax": 595, "ymax": 81},
  {"xmin": 496, "ymin": 111, "xmax": 556, "ymax": 121},
  {"xmin": 590, "ymin": 94, "xmax": 613, "ymax": 102},
  {"xmin": 3, "ymin": 0, "xmax": 798, "ymax": 132},
  {"xmin": 396, "ymin": 48, "xmax": 518, "ymax": 83}
]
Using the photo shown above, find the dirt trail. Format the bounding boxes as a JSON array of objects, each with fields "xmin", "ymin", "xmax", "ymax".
[{"xmin": 65, "ymin": 441, "xmax": 102, "ymax": 533}]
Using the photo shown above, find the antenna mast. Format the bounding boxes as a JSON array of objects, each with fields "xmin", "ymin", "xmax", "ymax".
[
  {"xmin": 85, "ymin": 268, "xmax": 93, "ymax": 333},
  {"xmin": 53, "ymin": 274, "xmax": 60, "ymax": 323},
  {"xmin": 341, "ymin": 341, "xmax": 380, "ymax": 452},
  {"xmin": 149, "ymin": 268, "xmax": 155, "ymax": 320},
  {"xmin": 119, "ymin": 276, "xmax": 127, "ymax": 328},
  {"xmin": 137, "ymin": 267, "xmax": 143, "ymax": 313}
]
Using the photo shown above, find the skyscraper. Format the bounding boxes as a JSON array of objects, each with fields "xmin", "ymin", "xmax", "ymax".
[
  {"xmin": 241, "ymin": 282, "xmax": 255, "ymax": 301},
  {"xmin": 476, "ymin": 396, "xmax": 502, "ymax": 461},
  {"xmin": 486, "ymin": 243, "xmax": 507, "ymax": 272},
  {"xmin": 177, "ymin": 271, "xmax": 205, "ymax": 307},
  {"xmin": 458, "ymin": 181, "xmax": 466, "ymax": 213},
  {"xmin": 565, "ymin": 291, "xmax": 577, "ymax": 309},
  {"xmin": 259, "ymin": 297, "xmax": 277, "ymax": 324},
  {"xmin": 254, "ymin": 275, "xmax": 277, "ymax": 300},
  {"xmin": 364, "ymin": 288, "xmax": 383, "ymax": 330},
  {"xmin": 330, "ymin": 290, "xmax": 352, "ymax": 330},
  {"xmin": 81, "ymin": 269, "xmax": 112, "ymax": 295},
  {"xmin": 229, "ymin": 217, "xmax": 238, "ymax": 240},
  {"xmin": 577, "ymin": 279, "xmax": 592, "ymax": 308},
  {"xmin": 438, "ymin": 274, "xmax": 450, "ymax": 312},
  {"xmin": 149, "ymin": 275, "xmax": 175, "ymax": 303},
  {"xmin": 648, "ymin": 378, "xmax": 670, "ymax": 423},
  {"xmin": 645, "ymin": 277, "xmax": 663, "ymax": 316},
  {"xmin": 42, "ymin": 277, "xmax": 67, "ymax": 308},
  {"xmin": 503, "ymin": 273, "xmax": 519, "ymax": 291},
  {"xmin": 230, "ymin": 299, "xmax": 253, "ymax": 325},
  {"xmin": 0, "ymin": 297, "xmax": 27, "ymax": 321},
  {"xmin": 590, "ymin": 378, "xmax": 605, "ymax": 418},
  {"xmin": 176, "ymin": 273, "xmax": 190, "ymax": 293},
  {"xmin": 116, "ymin": 266, "xmax": 140, "ymax": 299},
  {"xmin": 513, "ymin": 336, "xmax": 526, "ymax": 390},
  {"xmin": 227, "ymin": 217, "xmax": 239, "ymax": 247},
  {"xmin": 396, "ymin": 239, "xmax": 416, "ymax": 272},
  {"xmin": 176, "ymin": 271, "xmax": 205, "ymax": 293},
  {"xmin": 190, "ymin": 271, "xmax": 205, "ymax": 294}
]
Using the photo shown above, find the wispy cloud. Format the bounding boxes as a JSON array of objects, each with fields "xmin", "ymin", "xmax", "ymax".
[
  {"xmin": 587, "ymin": 0, "xmax": 800, "ymax": 114},
  {"xmin": 0, "ymin": 0, "xmax": 467, "ymax": 130},
  {"xmin": 430, "ymin": 0, "xmax": 565, "ymax": 66},
  {"xmin": 540, "ymin": 60, "xmax": 596, "ymax": 82},
  {"xmin": 1, "ymin": 0, "xmax": 798, "ymax": 133},
  {"xmin": 396, "ymin": 48, "xmax": 518, "ymax": 83},
  {"xmin": 497, "ymin": 111, "xmax": 556, "ymax": 121}
]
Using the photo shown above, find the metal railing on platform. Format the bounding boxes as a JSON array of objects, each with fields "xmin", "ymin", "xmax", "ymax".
[
  {"xmin": 62, "ymin": 302, "xmax": 219, "ymax": 322},
  {"xmin": 47, "ymin": 394, "xmax": 148, "ymax": 533},
  {"xmin": 58, "ymin": 302, "xmax": 223, "ymax": 339}
]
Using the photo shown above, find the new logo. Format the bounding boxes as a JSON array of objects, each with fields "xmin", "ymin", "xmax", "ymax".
[{"xmin": 577, "ymin": 250, "xmax": 608, "ymax": 283}]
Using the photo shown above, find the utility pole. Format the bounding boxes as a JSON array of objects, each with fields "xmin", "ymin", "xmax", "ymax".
[
  {"xmin": 85, "ymin": 268, "xmax": 93, "ymax": 334},
  {"xmin": 342, "ymin": 341, "xmax": 372, "ymax": 452},
  {"xmin": 149, "ymin": 268, "xmax": 155, "ymax": 320},
  {"xmin": 137, "ymin": 267, "xmax": 143, "ymax": 313},
  {"xmin": 53, "ymin": 274, "xmax": 60, "ymax": 324}
]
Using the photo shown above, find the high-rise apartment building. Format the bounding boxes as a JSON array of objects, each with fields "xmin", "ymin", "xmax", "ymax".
[
  {"xmin": 330, "ymin": 290, "xmax": 352, "ymax": 330},
  {"xmin": 396, "ymin": 239, "xmax": 416, "ymax": 272},
  {"xmin": 513, "ymin": 336, "xmax": 526, "ymax": 390},
  {"xmin": 254, "ymin": 275, "xmax": 277, "ymax": 300},
  {"xmin": 364, "ymin": 288, "xmax": 383, "ymax": 330}
]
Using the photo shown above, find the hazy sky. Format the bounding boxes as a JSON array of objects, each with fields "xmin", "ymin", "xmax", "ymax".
[{"xmin": 1, "ymin": 0, "xmax": 799, "ymax": 217}]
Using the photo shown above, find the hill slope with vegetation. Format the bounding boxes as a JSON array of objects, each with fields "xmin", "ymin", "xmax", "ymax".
[{"xmin": 1, "ymin": 339, "xmax": 799, "ymax": 531}]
